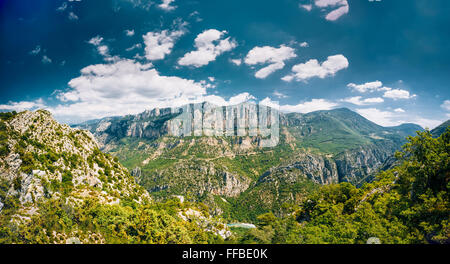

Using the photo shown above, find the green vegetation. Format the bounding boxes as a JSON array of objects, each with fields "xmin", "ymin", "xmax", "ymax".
[
  {"xmin": 1, "ymin": 109, "xmax": 447, "ymax": 244},
  {"xmin": 0, "ymin": 198, "xmax": 222, "ymax": 244},
  {"xmin": 234, "ymin": 129, "xmax": 449, "ymax": 244}
]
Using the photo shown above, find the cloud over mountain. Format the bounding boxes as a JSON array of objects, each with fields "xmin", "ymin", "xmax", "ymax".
[{"xmin": 178, "ymin": 29, "xmax": 237, "ymax": 67}]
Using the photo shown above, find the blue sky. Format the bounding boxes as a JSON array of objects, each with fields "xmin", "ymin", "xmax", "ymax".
[{"xmin": 0, "ymin": 0, "xmax": 449, "ymax": 128}]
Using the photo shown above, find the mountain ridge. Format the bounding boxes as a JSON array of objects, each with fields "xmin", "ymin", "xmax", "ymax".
[{"xmin": 72, "ymin": 103, "xmax": 426, "ymax": 220}]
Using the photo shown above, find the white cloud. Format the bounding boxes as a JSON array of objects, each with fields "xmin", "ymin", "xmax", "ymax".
[
  {"xmin": 50, "ymin": 58, "xmax": 211, "ymax": 122},
  {"xmin": 126, "ymin": 43, "xmax": 142, "ymax": 52},
  {"xmin": 347, "ymin": 81, "xmax": 383, "ymax": 93},
  {"xmin": 383, "ymin": 89, "xmax": 416, "ymax": 100},
  {"xmin": 230, "ymin": 58, "xmax": 242, "ymax": 66},
  {"xmin": 260, "ymin": 98, "xmax": 338, "ymax": 113},
  {"xmin": 143, "ymin": 26, "xmax": 186, "ymax": 61},
  {"xmin": 348, "ymin": 80, "xmax": 415, "ymax": 100},
  {"xmin": 301, "ymin": 0, "xmax": 349, "ymax": 21},
  {"xmin": 178, "ymin": 29, "xmax": 237, "ymax": 67},
  {"xmin": 88, "ymin": 36, "xmax": 111, "ymax": 59},
  {"xmin": 68, "ymin": 12, "xmax": 78, "ymax": 20},
  {"xmin": 314, "ymin": 0, "xmax": 347, "ymax": 8},
  {"xmin": 259, "ymin": 97, "xmax": 280, "ymax": 109},
  {"xmin": 158, "ymin": 0, "xmax": 176, "ymax": 11},
  {"xmin": 441, "ymin": 100, "xmax": 450, "ymax": 111},
  {"xmin": 88, "ymin": 36, "xmax": 103, "ymax": 46},
  {"xmin": 299, "ymin": 42, "xmax": 309, "ymax": 48},
  {"xmin": 228, "ymin": 93, "xmax": 256, "ymax": 105},
  {"xmin": 56, "ymin": 2, "xmax": 68, "ymax": 12},
  {"xmin": 244, "ymin": 45, "xmax": 296, "ymax": 65},
  {"xmin": 125, "ymin": 29, "xmax": 135, "ymax": 36},
  {"xmin": 356, "ymin": 107, "xmax": 441, "ymax": 128},
  {"xmin": 0, "ymin": 99, "xmax": 45, "ymax": 112},
  {"xmin": 244, "ymin": 45, "xmax": 296, "ymax": 79},
  {"xmin": 273, "ymin": 91, "xmax": 288, "ymax": 99},
  {"xmin": 47, "ymin": 58, "xmax": 261, "ymax": 123},
  {"xmin": 394, "ymin": 108, "xmax": 405, "ymax": 113},
  {"xmin": 356, "ymin": 108, "xmax": 399, "ymax": 127},
  {"xmin": 29, "ymin": 45, "xmax": 41, "ymax": 55},
  {"xmin": 342, "ymin": 96, "xmax": 384, "ymax": 106},
  {"xmin": 324, "ymin": 4, "xmax": 349, "ymax": 21},
  {"xmin": 282, "ymin": 54, "xmax": 348, "ymax": 82},
  {"xmin": 412, "ymin": 118, "xmax": 443, "ymax": 130},
  {"xmin": 300, "ymin": 4, "xmax": 312, "ymax": 11},
  {"xmin": 254, "ymin": 62, "xmax": 286, "ymax": 79},
  {"xmin": 64, "ymin": 59, "xmax": 205, "ymax": 101},
  {"xmin": 97, "ymin": 45, "xmax": 109, "ymax": 57},
  {"xmin": 42, "ymin": 55, "xmax": 52, "ymax": 64}
]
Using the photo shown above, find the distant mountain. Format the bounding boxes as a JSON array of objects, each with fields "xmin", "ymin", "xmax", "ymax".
[
  {"xmin": 74, "ymin": 103, "xmax": 424, "ymax": 220},
  {"xmin": 431, "ymin": 120, "xmax": 450, "ymax": 138}
]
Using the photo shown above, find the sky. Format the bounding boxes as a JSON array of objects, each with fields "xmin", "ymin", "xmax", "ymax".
[{"xmin": 0, "ymin": 0, "xmax": 449, "ymax": 128}]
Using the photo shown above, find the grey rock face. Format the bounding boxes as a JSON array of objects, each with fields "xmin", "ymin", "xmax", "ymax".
[
  {"xmin": 0, "ymin": 110, "xmax": 150, "ymax": 218},
  {"xmin": 73, "ymin": 104, "xmax": 422, "ymax": 203},
  {"xmin": 261, "ymin": 153, "xmax": 339, "ymax": 185},
  {"xmin": 334, "ymin": 144, "xmax": 394, "ymax": 185}
]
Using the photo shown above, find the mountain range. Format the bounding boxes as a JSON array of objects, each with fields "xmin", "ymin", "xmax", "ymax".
[
  {"xmin": 74, "ymin": 102, "xmax": 425, "ymax": 220},
  {"xmin": 0, "ymin": 105, "xmax": 448, "ymax": 243}
]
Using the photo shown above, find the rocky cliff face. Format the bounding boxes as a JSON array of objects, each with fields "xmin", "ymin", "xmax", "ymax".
[
  {"xmin": 73, "ymin": 104, "xmax": 423, "ymax": 217},
  {"xmin": 0, "ymin": 110, "xmax": 149, "ymax": 218}
]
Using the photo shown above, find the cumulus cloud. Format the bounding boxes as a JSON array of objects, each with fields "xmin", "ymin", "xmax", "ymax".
[
  {"xmin": 158, "ymin": 0, "xmax": 176, "ymax": 11},
  {"xmin": 260, "ymin": 98, "xmax": 338, "ymax": 113},
  {"xmin": 88, "ymin": 36, "xmax": 103, "ymax": 46},
  {"xmin": 68, "ymin": 12, "xmax": 78, "ymax": 20},
  {"xmin": 315, "ymin": 0, "xmax": 349, "ymax": 21},
  {"xmin": 441, "ymin": 100, "xmax": 450, "ymax": 111},
  {"xmin": 273, "ymin": 91, "xmax": 288, "ymax": 99},
  {"xmin": 341, "ymin": 96, "xmax": 384, "ymax": 106},
  {"xmin": 88, "ymin": 36, "xmax": 112, "ymax": 59},
  {"xmin": 143, "ymin": 26, "xmax": 187, "ymax": 61},
  {"xmin": 244, "ymin": 45, "xmax": 296, "ymax": 79},
  {"xmin": 394, "ymin": 108, "xmax": 405, "ymax": 113},
  {"xmin": 324, "ymin": 4, "xmax": 349, "ymax": 21},
  {"xmin": 356, "ymin": 108, "xmax": 441, "ymax": 128},
  {"xmin": 348, "ymin": 80, "xmax": 416, "ymax": 100},
  {"xmin": 347, "ymin": 81, "xmax": 384, "ymax": 93},
  {"xmin": 42, "ymin": 55, "xmax": 52, "ymax": 64},
  {"xmin": 299, "ymin": 42, "xmax": 309, "ymax": 48},
  {"xmin": 0, "ymin": 99, "xmax": 45, "ymax": 112},
  {"xmin": 300, "ymin": 0, "xmax": 349, "ymax": 21},
  {"xmin": 61, "ymin": 59, "xmax": 206, "ymax": 102},
  {"xmin": 126, "ymin": 43, "xmax": 142, "ymax": 52},
  {"xmin": 50, "ymin": 58, "xmax": 209, "ymax": 121},
  {"xmin": 125, "ymin": 29, "xmax": 135, "ymax": 36},
  {"xmin": 29, "ymin": 45, "xmax": 41, "ymax": 55},
  {"xmin": 230, "ymin": 58, "xmax": 242, "ymax": 66},
  {"xmin": 356, "ymin": 108, "xmax": 400, "ymax": 127},
  {"xmin": 178, "ymin": 29, "xmax": 237, "ymax": 67},
  {"xmin": 282, "ymin": 54, "xmax": 348, "ymax": 82},
  {"xmin": 47, "ymin": 58, "xmax": 259, "ymax": 123},
  {"xmin": 383, "ymin": 89, "xmax": 416, "ymax": 100},
  {"xmin": 300, "ymin": 4, "xmax": 312, "ymax": 11},
  {"xmin": 56, "ymin": 2, "xmax": 68, "ymax": 12}
]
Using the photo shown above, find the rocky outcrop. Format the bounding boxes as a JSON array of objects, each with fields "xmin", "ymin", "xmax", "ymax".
[
  {"xmin": 263, "ymin": 153, "xmax": 338, "ymax": 185},
  {"xmin": 140, "ymin": 159, "xmax": 251, "ymax": 198},
  {"xmin": 334, "ymin": 144, "xmax": 395, "ymax": 185},
  {"xmin": 0, "ymin": 110, "xmax": 149, "ymax": 219}
]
